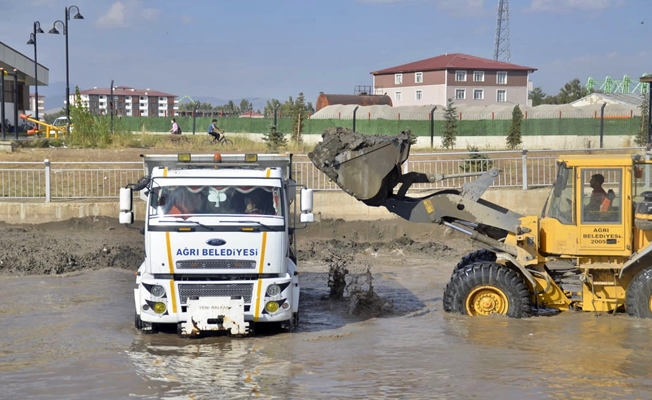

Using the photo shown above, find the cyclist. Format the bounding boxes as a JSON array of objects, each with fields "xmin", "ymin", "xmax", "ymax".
[{"xmin": 208, "ymin": 119, "xmax": 221, "ymax": 142}]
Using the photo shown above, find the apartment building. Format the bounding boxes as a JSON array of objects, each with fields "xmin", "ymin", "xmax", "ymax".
[
  {"xmin": 371, "ymin": 53, "xmax": 537, "ymax": 107},
  {"xmin": 29, "ymin": 94, "xmax": 45, "ymax": 116},
  {"xmin": 74, "ymin": 86, "xmax": 177, "ymax": 117}
]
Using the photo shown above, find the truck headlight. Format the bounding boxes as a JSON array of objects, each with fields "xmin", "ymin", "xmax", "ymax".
[
  {"xmin": 150, "ymin": 285, "xmax": 166, "ymax": 297},
  {"xmin": 266, "ymin": 284, "xmax": 281, "ymax": 297}
]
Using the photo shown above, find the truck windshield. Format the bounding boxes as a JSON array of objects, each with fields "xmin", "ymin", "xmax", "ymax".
[
  {"xmin": 544, "ymin": 162, "xmax": 574, "ymax": 224},
  {"xmin": 149, "ymin": 185, "xmax": 283, "ymax": 217}
]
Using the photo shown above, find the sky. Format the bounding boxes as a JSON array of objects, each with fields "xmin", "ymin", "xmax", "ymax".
[{"xmin": 0, "ymin": 0, "xmax": 650, "ymax": 107}]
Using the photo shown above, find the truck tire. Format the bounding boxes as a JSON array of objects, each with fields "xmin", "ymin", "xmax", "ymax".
[
  {"xmin": 626, "ymin": 267, "xmax": 652, "ymax": 318},
  {"xmin": 443, "ymin": 262, "xmax": 531, "ymax": 318},
  {"xmin": 454, "ymin": 249, "xmax": 496, "ymax": 272},
  {"xmin": 135, "ymin": 313, "xmax": 157, "ymax": 334}
]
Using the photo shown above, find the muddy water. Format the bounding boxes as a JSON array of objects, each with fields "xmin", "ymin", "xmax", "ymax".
[{"xmin": 2, "ymin": 262, "xmax": 652, "ymax": 399}]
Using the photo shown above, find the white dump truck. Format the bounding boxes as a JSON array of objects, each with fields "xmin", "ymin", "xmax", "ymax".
[{"xmin": 119, "ymin": 153, "xmax": 315, "ymax": 336}]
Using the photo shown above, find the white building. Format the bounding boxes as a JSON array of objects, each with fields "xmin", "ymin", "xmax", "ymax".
[
  {"xmin": 371, "ymin": 53, "xmax": 536, "ymax": 107},
  {"xmin": 74, "ymin": 86, "xmax": 177, "ymax": 117}
]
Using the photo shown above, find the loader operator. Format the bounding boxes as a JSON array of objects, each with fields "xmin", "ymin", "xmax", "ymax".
[{"xmin": 585, "ymin": 174, "xmax": 611, "ymax": 219}]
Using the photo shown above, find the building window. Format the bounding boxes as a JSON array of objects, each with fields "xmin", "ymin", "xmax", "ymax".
[
  {"xmin": 415, "ymin": 90, "xmax": 423, "ymax": 100},
  {"xmin": 497, "ymin": 90, "xmax": 507, "ymax": 102},
  {"xmin": 455, "ymin": 70, "xmax": 467, "ymax": 82},
  {"xmin": 497, "ymin": 71, "xmax": 507, "ymax": 84},
  {"xmin": 395, "ymin": 73, "xmax": 403, "ymax": 84},
  {"xmin": 474, "ymin": 89, "xmax": 484, "ymax": 100},
  {"xmin": 455, "ymin": 89, "xmax": 466, "ymax": 100},
  {"xmin": 474, "ymin": 71, "xmax": 484, "ymax": 82},
  {"xmin": 415, "ymin": 72, "xmax": 423, "ymax": 83},
  {"xmin": 395, "ymin": 91, "xmax": 402, "ymax": 101}
]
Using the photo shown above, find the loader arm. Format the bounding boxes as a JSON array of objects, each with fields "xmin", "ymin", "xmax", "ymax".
[{"xmin": 308, "ymin": 128, "xmax": 525, "ymax": 244}]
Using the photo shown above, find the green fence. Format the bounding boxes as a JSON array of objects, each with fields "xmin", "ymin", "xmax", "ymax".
[{"xmin": 113, "ymin": 115, "xmax": 641, "ymax": 137}]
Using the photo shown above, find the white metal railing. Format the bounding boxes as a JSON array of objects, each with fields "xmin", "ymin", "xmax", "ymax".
[{"xmin": 0, "ymin": 148, "xmax": 646, "ymax": 201}]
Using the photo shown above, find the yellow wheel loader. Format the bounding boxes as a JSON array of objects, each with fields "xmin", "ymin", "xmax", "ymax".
[{"xmin": 309, "ymin": 128, "xmax": 652, "ymax": 318}]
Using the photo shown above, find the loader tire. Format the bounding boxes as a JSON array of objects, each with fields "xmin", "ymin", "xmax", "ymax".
[
  {"xmin": 443, "ymin": 262, "xmax": 531, "ymax": 318},
  {"xmin": 454, "ymin": 249, "xmax": 496, "ymax": 272},
  {"xmin": 626, "ymin": 267, "xmax": 652, "ymax": 318}
]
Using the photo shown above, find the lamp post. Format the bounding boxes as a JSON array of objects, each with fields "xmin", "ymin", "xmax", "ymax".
[
  {"xmin": 27, "ymin": 21, "xmax": 44, "ymax": 122},
  {"xmin": 640, "ymin": 73, "xmax": 652, "ymax": 147},
  {"xmin": 49, "ymin": 5, "xmax": 83, "ymax": 135}
]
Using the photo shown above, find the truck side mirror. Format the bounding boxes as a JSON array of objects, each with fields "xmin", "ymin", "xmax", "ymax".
[
  {"xmin": 300, "ymin": 188, "xmax": 314, "ymax": 223},
  {"xmin": 120, "ymin": 187, "xmax": 133, "ymax": 211},
  {"xmin": 300, "ymin": 188, "xmax": 313, "ymax": 212},
  {"xmin": 119, "ymin": 188, "xmax": 134, "ymax": 225}
]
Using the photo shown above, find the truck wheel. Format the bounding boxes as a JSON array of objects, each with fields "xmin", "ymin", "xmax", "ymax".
[
  {"xmin": 443, "ymin": 262, "xmax": 531, "ymax": 318},
  {"xmin": 626, "ymin": 267, "xmax": 652, "ymax": 318},
  {"xmin": 454, "ymin": 249, "xmax": 496, "ymax": 272},
  {"xmin": 135, "ymin": 312, "xmax": 157, "ymax": 334}
]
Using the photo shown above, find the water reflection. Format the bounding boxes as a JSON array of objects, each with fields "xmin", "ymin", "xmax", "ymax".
[{"xmin": 128, "ymin": 335, "xmax": 293, "ymax": 399}]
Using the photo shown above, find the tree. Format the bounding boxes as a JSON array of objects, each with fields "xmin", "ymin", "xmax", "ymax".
[
  {"xmin": 292, "ymin": 92, "xmax": 308, "ymax": 143},
  {"xmin": 264, "ymin": 99, "xmax": 282, "ymax": 117},
  {"xmin": 442, "ymin": 98, "xmax": 457, "ymax": 149},
  {"xmin": 506, "ymin": 104, "xmax": 523, "ymax": 149},
  {"xmin": 239, "ymin": 99, "xmax": 253, "ymax": 112},
  {"xmin": 636, "ymin": 91, "xmax": 650, "ymax": 147},
  {"xmin": 262, "ymin": 124, "xmax": 288, "ymax": 151},
  {"xmin": 544, "ymin": 78, "xmax": 589, "ymax": 105},
  {"xmin": 529, "ymin": 87, "xmax": 547, "ymax": 106}
]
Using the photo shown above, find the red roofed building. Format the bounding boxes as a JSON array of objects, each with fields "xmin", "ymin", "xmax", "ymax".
[
  {"xmin": 371, "ymin": 53, "xmax": 537, "ymax": 107},
  {"xmin": 75, "ymin": 86, "xmax": 177, "ymax": 117}
]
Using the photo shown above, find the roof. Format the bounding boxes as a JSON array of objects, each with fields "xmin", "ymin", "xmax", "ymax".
[
  {"xmin": 371, "ymin": 53, "xmax": 537, "ymax": 75},
  {"xmin": 558, "ymin": 154, "xmax": 637, "ymax": 167},
  {"xmin": 570, "ymin": 93, "xmax": 644, "ymax": 107},
  {"xmin": 0, "ymin": 41, "xmax": 48, "ymax": 86},
  {"xmin": 79, "ymin": 86, "xmax": 176, "ymax": 97}
]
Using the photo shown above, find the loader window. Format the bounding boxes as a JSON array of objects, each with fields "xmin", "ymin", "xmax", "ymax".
[
  {"xmin": 581, "ymin": 168, "xmax": 621, "ymax": 224},
  {"xmin": 545, "ymin": 163, "xmax": 574, "ymax": 225}
]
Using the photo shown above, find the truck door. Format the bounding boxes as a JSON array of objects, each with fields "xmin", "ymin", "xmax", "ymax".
[{"xmin": 577, "ymin": 167, "xmax": 626, "ymax": 254}]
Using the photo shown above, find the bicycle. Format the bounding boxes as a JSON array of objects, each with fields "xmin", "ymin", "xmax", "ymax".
[{"xmin": 206, "ymin": 128, "xmax": 233, "ymax": 146}]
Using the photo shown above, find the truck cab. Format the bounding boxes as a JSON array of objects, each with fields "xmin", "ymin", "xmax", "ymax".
[{"xmin": 119, "ymin": 153, "xmax": 314, "ymax": 336}]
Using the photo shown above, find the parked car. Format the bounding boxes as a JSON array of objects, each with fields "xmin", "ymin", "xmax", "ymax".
[{"xmin": 52, "ymin": 116, "xmax": 73, "ymax": 132}]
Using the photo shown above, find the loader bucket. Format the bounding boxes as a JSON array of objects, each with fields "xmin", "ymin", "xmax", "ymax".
[{"xmin": 308, "ymin": 127, "xmax": 411, "ymax": 205}]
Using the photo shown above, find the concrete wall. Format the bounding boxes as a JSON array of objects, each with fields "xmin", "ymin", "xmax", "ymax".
[{"xmin": 0, "ymin": 187, "xmax": 550, "ymax": 225}]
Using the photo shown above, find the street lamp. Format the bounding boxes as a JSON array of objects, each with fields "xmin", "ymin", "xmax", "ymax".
[
  {"xmin": 640, "ymin": 73, "xmax": 652, "ymax": 147},
  {"xmin": 27, "ymin": 21, "xmax": 44, "ymax": 122},
  {"xmin": 48, "ymin": 5, "xmax": 83, "ymax": 135}
]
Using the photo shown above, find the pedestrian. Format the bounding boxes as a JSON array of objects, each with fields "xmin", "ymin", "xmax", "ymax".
[{"xmin": 170, "ymin": 118, "xmax": 180, "ymax": 135}]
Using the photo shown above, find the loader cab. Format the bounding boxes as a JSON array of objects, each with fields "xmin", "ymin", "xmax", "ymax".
[{"xmin": 540, "ymin": 156, "xmax": 633, "ymax": 257}]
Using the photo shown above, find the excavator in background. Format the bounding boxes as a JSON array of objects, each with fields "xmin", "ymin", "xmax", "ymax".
[{"xmin": 309, "ymin": 127, "xmax": 652, "ymax": 318}]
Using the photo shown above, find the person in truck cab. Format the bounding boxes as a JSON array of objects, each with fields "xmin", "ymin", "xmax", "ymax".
[
  {"xmin": 244, "ymin": 189, "xmax": 273, "ymax": 215},
  {"xmin": 167, "ymin": 187, "xmax": 205, "ymax": 215}
]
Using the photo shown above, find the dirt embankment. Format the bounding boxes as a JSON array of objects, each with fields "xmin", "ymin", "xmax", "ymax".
[{"xmin": 0, "ymin": 217, "xmax": 471, "ymax": 276}]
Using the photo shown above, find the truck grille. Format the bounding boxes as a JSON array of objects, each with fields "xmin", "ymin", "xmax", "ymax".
[
  {"xmin": 177, "ymin": 283, "xmax": 254, "ymax": 304},
  {"xmin": 176, "ymin": 260, "xmax": 256, "ymax": 269}
]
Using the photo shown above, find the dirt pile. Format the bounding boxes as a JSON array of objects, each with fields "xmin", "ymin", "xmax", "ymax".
[
  {"xmin": 0, "ymin": 217, "xmax": 464, "ymax": 276},
  {"xmin": 0, "ymin": 218, "xmax": 143, "ymax": 276}
]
